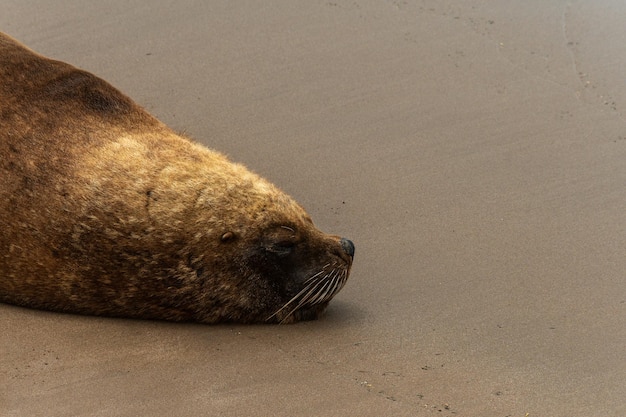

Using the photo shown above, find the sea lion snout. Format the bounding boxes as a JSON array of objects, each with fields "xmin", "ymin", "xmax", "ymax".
[{"xmin": 340, "ymin": 238, "xmax": 355, "ymax": 258}]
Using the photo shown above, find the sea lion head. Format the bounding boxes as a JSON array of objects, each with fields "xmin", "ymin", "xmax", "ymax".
[{"xmin": 189, "ymin": 173, "xmax": 355, "ymax": 324}]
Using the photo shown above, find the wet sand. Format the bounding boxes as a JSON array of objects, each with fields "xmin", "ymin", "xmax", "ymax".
[{"xmin": 1, "ymin": 1, "xmax": 625, "ymax": 416}]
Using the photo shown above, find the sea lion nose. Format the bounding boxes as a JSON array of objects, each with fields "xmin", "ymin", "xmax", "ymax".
[{"xmin": 340, "ymin": 238, "xmax": 355, "ymax": 258}]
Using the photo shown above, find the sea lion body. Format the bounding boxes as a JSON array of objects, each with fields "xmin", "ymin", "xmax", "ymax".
[{"xmin": 0, "ymin": 33, "xmax": 354, "ymax": 324}]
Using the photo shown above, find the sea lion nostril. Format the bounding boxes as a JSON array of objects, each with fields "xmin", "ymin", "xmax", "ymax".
[{"xmin": 340, "ymin": 238, "xmax": 355, "ymax": 257}]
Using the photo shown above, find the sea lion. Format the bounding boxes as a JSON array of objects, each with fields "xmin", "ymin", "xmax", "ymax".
[{"xmin": 0, "ymin": 32, "xmax": 354, "ymax": 324}]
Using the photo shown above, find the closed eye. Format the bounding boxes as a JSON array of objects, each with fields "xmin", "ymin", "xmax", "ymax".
[
  {"xmin": 268, "ymin": 240, "xmax": 296, "ymax": 256},
  {"xmin": 263, "ymin": 225, "xmax": 299, "ymax": 256}
]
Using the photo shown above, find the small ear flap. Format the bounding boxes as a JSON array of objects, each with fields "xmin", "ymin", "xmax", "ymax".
[{"xmin": 221, "ymin": 231, "xmax": 235, "ymax": 242}]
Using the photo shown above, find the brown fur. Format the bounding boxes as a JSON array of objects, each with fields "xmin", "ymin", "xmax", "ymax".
[{"xmin": 0, "ymin": 33, "xmax": 354, "ymax": 323}]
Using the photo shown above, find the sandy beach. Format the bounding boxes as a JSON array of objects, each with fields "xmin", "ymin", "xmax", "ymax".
[{"xmin": 1, "ymin": 1, "xmax": 625, "ymax": 416}]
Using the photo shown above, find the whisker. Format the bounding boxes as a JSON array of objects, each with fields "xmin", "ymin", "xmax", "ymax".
[
  {"xmin": 277, "ymin": 272, "xmax": 335, "ymax": 323},
  {"xmin": 302, "ymin": 267, "xmax": 329, "ymax": 284},
  {"xmin": 279, "ymin": 281, "xmax": 328, "ymax": 323},
  {"xmin": 291, "ymin": 276, "xmax": 329, "ymax": 309},
  {"xmin": 293, "ymin": 268, "xmax": 342, "ymax": 310},
  {"xmin": 335, "ymin": 270, "xmax": 348, "ymax": 293},
  {"xmin": 308, "ymin": 271, "xmax": 340, "ymax": 305},
  {"xmin": 323, "ymin": 269, "xmax": 348, "ymax": 303},
  {"xmin": 305, "ymin": 277, "xmax": 334, "ymax": 306},
  {"xmin": 266, "ymin": 261, "xmax": 350, "ymax": 323},
  {"xmin": 266, "ymin": 278, "xmax": 320, "ymax": 321}
]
